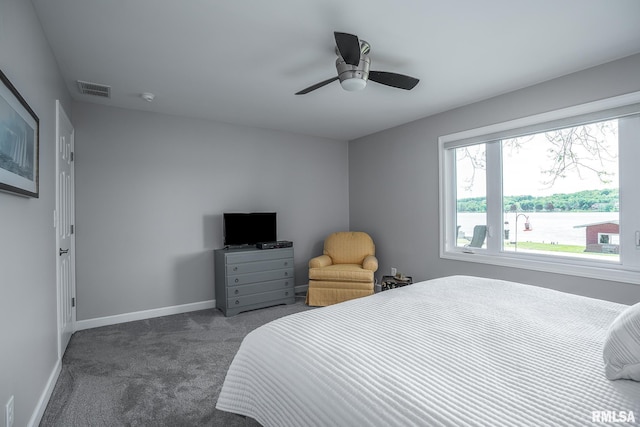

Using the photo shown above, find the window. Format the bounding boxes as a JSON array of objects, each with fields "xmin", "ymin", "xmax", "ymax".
[
  {"xmin": 439, "ymin": 92, "xmax": 640, "ymax": 284},
  {"xmin": 598, "ymin": 233, "xmax": 619, "ymax": 245}
]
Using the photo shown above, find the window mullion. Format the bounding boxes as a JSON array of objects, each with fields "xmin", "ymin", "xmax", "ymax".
[{"xmin": 485, "ymin": 141, "xmax": 502, "ymax": 254}]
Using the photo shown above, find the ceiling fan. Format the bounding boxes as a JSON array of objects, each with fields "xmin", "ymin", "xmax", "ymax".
[{"xmin": 295, "ymin": 31, "xmax": 420, "ymax": 95}]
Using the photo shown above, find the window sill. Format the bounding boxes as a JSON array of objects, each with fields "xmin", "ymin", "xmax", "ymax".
[{"xmin": 441, "ymin": 249, "xmax": 640, "ymax": 285}]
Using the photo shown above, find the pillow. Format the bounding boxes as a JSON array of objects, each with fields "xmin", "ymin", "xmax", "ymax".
[{"xmin": 603, "ymin": 302, "xmax": 640, "ymax": 381}]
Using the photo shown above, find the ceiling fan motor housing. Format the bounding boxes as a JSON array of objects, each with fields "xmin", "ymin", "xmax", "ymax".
[{"xmin": 336, "ymin": 55, "xmax": 370, "ymax": 90}]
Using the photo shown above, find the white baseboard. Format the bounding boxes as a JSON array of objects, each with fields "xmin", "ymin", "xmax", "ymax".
[
  {"xmin": 28, "ymin": 358, "xmax": 61, "ymax": 427},
  {"xmin": 75, "ymin": 299, "xmax": 216, "ymax": 331}
]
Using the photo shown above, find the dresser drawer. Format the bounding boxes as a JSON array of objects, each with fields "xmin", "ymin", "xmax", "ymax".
[
  {"xmin": 225, "ymin": 248, "xmax": 294, "ymax": 264},
  {"xmin": 227, "ymin": 258, "xmax": 292, "ymax": 275},
  {"xmin": 227, "ymin": 268, "xmax": 293, "ymax": 286},
  {"xmin": 227, "ymin": 278, "xmax": 294, "ymax": 297},
  {"xmin": 228, "ymin": 288, "xmax": 294, "ymax": 308}
]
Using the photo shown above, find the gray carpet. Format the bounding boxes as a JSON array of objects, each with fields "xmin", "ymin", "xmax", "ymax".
[{"xmin": 40, "ymin": 296, "xmax": 314, "ymax": 427}]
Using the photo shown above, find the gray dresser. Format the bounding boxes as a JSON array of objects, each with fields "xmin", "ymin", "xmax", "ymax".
[{"xmin": 214, "ymin": 247, "xmax": 295, "ymax": 316}]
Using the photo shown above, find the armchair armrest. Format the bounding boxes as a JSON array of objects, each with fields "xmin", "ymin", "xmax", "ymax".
[
  {"xmin": 362, "ymin": 255, "xmax": 379, "ymax": 272},
  {"xmin": 309, "ymin": 254, "xmax": 333, "ymax": 268}
]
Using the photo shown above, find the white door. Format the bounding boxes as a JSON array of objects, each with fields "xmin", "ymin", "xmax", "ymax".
[{"xmin": 56, "ymin": 100, "xmax": 76, "ymax": 358}]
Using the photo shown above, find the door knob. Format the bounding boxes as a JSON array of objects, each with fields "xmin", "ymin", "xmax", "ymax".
[{"xmin": 59, "ymin": 248, "xmax": 69, "ymax": 256}]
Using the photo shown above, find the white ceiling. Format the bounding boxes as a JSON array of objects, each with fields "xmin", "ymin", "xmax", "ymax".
[{"xmin": 32, "ymin": 0, "xmax": 640, "ymax": 141}]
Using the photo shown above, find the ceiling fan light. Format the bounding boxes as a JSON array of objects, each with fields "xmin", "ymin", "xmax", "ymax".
[{"xmin": 340, "ymin": 78, "xmax": 367, "ymax": 92}]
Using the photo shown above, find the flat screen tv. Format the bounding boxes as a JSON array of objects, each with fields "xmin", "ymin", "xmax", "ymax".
[{"xmin": 223, "ymin": 212, "xmax": 277, "ymax": 246}]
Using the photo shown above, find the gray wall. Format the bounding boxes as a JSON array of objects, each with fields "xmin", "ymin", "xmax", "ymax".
[
  {"xmin": 349, "ymin": 53, "xmax": 640, "ymax": 305},
  {"xmin": 73, "ymin": 102, "xmax": 349, "ymax": 320},
  {"xmin": 0, "ymin": 0, "xmax": 72, "ymax": 425}
]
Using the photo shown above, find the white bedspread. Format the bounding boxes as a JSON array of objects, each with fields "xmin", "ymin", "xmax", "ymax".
[{"xmin": 216, "ymin": 275, "xmax": 640, "ymax": 426}]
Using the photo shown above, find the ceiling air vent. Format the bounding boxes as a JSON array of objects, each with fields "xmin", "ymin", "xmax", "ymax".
[{"xmin": 77, "ymin": 80, "xmax": 111, "ymax": 98}]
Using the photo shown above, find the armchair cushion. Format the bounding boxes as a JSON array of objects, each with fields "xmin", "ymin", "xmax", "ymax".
[{"xmin": 309, "ymin": 264, "xmax": 374, "ymax": 283}]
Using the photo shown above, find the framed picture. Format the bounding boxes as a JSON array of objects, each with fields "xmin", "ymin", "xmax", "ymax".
[{"xmin": 0, "ymin": 69, "xmax": 39, "ymax": 198}]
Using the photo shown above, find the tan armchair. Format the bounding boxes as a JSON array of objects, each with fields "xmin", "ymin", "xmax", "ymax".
[{"xmin": 306, "ymin": 231, "xmax": 378, "ymax": 306}]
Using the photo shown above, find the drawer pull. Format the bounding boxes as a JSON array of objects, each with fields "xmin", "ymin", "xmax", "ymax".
[
  {"xmin": 285, "ymin": 291, "xmax": 289, "ymax": 296},
  {"xmin": 234, "ymin": 289, "xmax": 239, "ymax": 295},
  {"xmin": 285, "ymin": 281, "xmax": 289, "ymax": 286},
  {"xmin": 235, "ymin": 278, "xmax": 239, "ymax": 283},
  {"xmin": 235, "ymin": 300, "xmax": 240, "ymax": 305},
  {"xmin": 233, "ymin": 266, "xmax": 238, "ymax": 271},
  {"xmin": 284, "ymin": 272, "xmax": 288, "ymax": 276},
  {"xmin": 284, "ymin": 261, "xmax": 288, "ymax": 266}
]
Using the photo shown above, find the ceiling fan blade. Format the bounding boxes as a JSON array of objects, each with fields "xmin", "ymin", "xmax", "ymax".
[
  {"xmin": 334, "ymin": 32, "xmax": 361, "ymax": 66},
  {"xmin": 295, "ymin": 76, "xmax": 339, "ymax": 95},
  {"xmin": 368, "ymin": 71, "xmax": 419, "ymax": 90}
]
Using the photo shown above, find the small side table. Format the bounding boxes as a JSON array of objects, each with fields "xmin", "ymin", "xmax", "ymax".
[{"xmin": 380, "ymin": 275, "xmax": 413, "ymax": 291}]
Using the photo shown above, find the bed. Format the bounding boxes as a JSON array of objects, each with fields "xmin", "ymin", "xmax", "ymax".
[{"xmin": 216, "ymin": 275, "xmax": 640, "ymax": 426}]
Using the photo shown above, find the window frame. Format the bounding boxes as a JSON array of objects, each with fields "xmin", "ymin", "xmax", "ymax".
[{"xmin": 439, "ymin": 91, "xmax": 640, "ymax": 285}]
